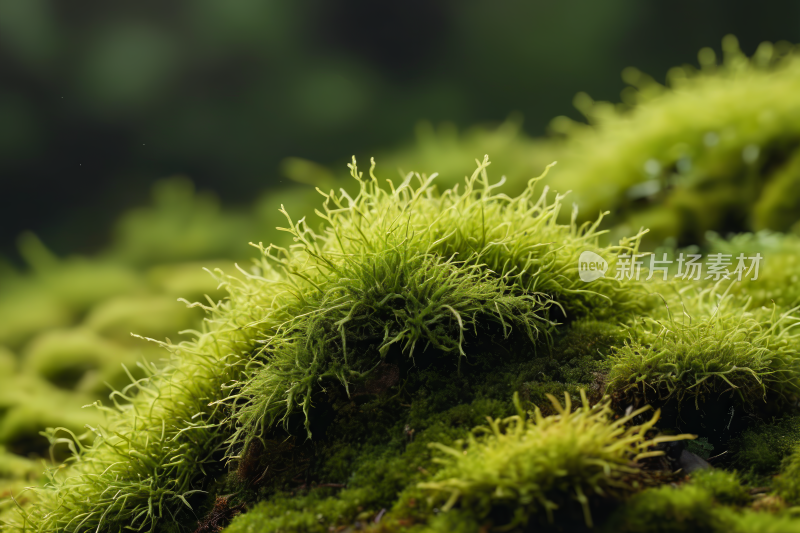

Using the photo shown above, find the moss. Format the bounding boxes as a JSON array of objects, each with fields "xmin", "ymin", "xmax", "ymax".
[
  {"xmin": 0, "ymin": 447, "xmax": 42, "ymax": 522},
  {"xmin": 0, "ymin": 373, "xmax": 103, "ymax": 457},
  {"xmin": 0, "ymin": 282, "xmax": 71, "ymax": 350},
  {"xmin": 7, "ymin": 156, "xmax": 650, "ymax": 532},
  {"xmin": 606, "ymin": 290, "xmax": 800, "ymax": 409},
  {"xmin": 620, "ymin": 482, "xmax": 724, "ymax": 532},
  {"xmin": 774, "ymin": 445, "xmax": 800, "ymax": 504},
  {"xmin": 412, "ymin": 510, "xmax": 482, "ymax": 533},
  {"xmin": 228, "ymin": 245, "xmax": 553, "ymax": 450},
  {"xmin": 730, "ymin": 415, "xmax": 800, "ymax": 483},
  {"xmin": 8, "ymin": 35, "xmax": 800, "ymax": 533},
  {"xmin": 706, "ymin": 231, "xmax": 800, "ymax": 309},
  {"xmin": 605, "ymin": 482, "xmax": 724, "ymax": 533},
  {"xmin": 545, "ymin": 36, "xmax": 800, "ymax": 246},
  {"xmin": 226, "ymin": 156, "xmax": 648, "ymax": 456},
  {"xmin": 222, "ymin": 395, "xmax": 519, "ymax": 533},
  {"xmin": 14, "ymin": 153, "xmax": 800, "ymax": 533},
  {"xmin": 145, "ymin": 261, "xmax": 231, "ymax": 302},
  {"xmin": 690, "ymin": 470, "xmax": 750, "ymax": 506},
  {"xmin": 719, "ymin": 507, "xmax": 800, "ymax": 533},
  {"xmin": 686, "ymin": 437, "xmax": 715, "ymax": 460},
  {"xmin": 83, "ymin": 294, "xmax": 204, "ymax": 343},
  {"xmin": 419, "ymin": 392, "xmax": 687, "ymax": 529},
  {"xmin": 15, "ymin": 232, "xmax": 142, "ymax": 313},
  {"xmin": 222, "ymin": 390, "xmax": 686, "ymax": 533},
  {"xmin": 606, "ymin": 470, "xmax": 800, "ymax": 533},
  {"xmin": 22, "ymin": 328, "xmax": 144, "ymax": 394},
  {"xmin": 108, "ymin": 177, "xmax": 255, "ymax": 265}
]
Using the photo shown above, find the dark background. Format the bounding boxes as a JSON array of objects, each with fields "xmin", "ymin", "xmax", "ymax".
[{"xmin": 2, "ymin": 0, "xmax": 799, "ymax": 260}]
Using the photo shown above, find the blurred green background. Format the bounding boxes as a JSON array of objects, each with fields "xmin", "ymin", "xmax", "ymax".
[{"xmin": 3, "ymin": 0, "xmax": 800, "ymax": 260}]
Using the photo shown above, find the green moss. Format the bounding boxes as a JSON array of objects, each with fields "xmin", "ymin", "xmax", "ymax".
[
  {"xmin": 690, "ymin": 470, "xmax": 750, "ymax": 506},
  {"xmin": 0, "ymin": 283, "xmax": 71, "ymax": 350},
  {"xmin": 223, "ymin": 389, "xmax": 687, "ymax": 533},
  {"xmin": 419, "ymin": 392, "xmax": 687, "ymax": 529},
  {"xmin": 545, "ymin": 36, "xmax": 800, "ymax": 246},
  {"xmin": 0, "ymin": 446, "xmax": 42, "ymax": 521},
  {"xmin": 606, "ymin": 291, "xmax": 800, "ymax": 408},
  {"xmin": 774, "ymin": 445, "xmax": 800, "ymax": 504},
  {"xmin": 412, "ymin": 510, "xmax": 482, "ymax": 533},
  {"xmin": 731, "ymin": 415, "xmax": 800, "ymax": 483},
  {"xmin": 145, "ymin": 261, "xmax": 230, "ymax": 301},
  {"xmin": 108, "ymin": 177, "xmax": 254, "ymax": 265},
  {"xmin": 606, "ymin": 470, "xmax": 800, "ymax": 533},
  {"xmin": 511, "ymin": 319, "xmax": 624, "ymax": 412},
  {"xmin": 0, "ymin": 373, "xmax": 103, "ymax": 457},
  {"xmin": 706, "ymin": 231, "xmax": 800, "ymax": 310},
  {"xmin": 226, "ymin": 156, "xmax": 647, "ymax": 456},
  {"xmin": 83, "ymin": 294, "xmax": 203, "ymax": 343},
  {"xmin": 7, "ymin": 35, "xmax": 800, "ymax": 533},
  {"xmin": 7, "ymin": 156, "xmax": 650, "ymax": 532},
  {"xmin": 15, "ymin": 232, "xmax": 142, "ymax": 313},
  {"xmin": 223, "ymin": 394, "xmax": 518, "ymax": 533},
  {"xmin": 719, "ymin": 507, "xmax": 800, "ymax": 533},
  {"xmin": 606, "ymin": 483, "xmax": 722, "ymax": 533},
  {"xmin": 22, "ymin": 328, "xmax": 143, "ymax": 394}
]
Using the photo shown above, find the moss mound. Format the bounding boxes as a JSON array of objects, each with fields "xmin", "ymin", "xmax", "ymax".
[
  {"xmin": 1, "ymin": 157, "xmax": 663, "ymax": 532},
  {"xmin": 548, "ymin": 36, "xmax": 800, "ymax": 246}
]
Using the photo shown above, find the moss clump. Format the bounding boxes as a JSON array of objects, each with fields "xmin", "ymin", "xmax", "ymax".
[
  {"xmin": 690, "ymin": 469, "xmax": 751, "ymax": 506},
  {"xmin": 228, "ymin": 245, "xmax": 554, "ymax": 450},
  {"xmin": 607, "ymin": 291, "xmax": 800, "ymax": 409},
  {"xmin": 605, "ymin": 469, "xmax": 800, "ymax": 533},
  {"xmin": 5, "ymin": 156, "xmax": 650, "ymax": 533},
  {"xmin": 419, "ymin": 391, "xmax": 687, "ymax": 529},
  {"xmin": 606, "ymin": 480, "xmax": 724, "ymax": 533},
  {"xmin": 225, "ymin": 156, "xmax": 648, "ymax": 455},
  {"xmin": 546, "ymin": 36, "xmax": 800, "ymax": 246}
]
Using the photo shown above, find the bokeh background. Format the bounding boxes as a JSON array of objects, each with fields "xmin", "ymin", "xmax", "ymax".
[{"xmin": 3, "ymin": 0, "xmax": 800, "ymax": 261}]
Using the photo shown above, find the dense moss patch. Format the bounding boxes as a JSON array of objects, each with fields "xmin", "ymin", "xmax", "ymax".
[
  {"xmin": 3, "ymin": 157, "xmax": 653, "ymax": 532},
  {"xmin": 6, "ymin": 155, "xmax": 800, "ymax": 533}
]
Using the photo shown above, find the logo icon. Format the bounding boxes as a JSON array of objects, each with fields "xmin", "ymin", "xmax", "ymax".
[{"xmin": 578, "ymin": 251, "xmax": 608, "ymax": 282}]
